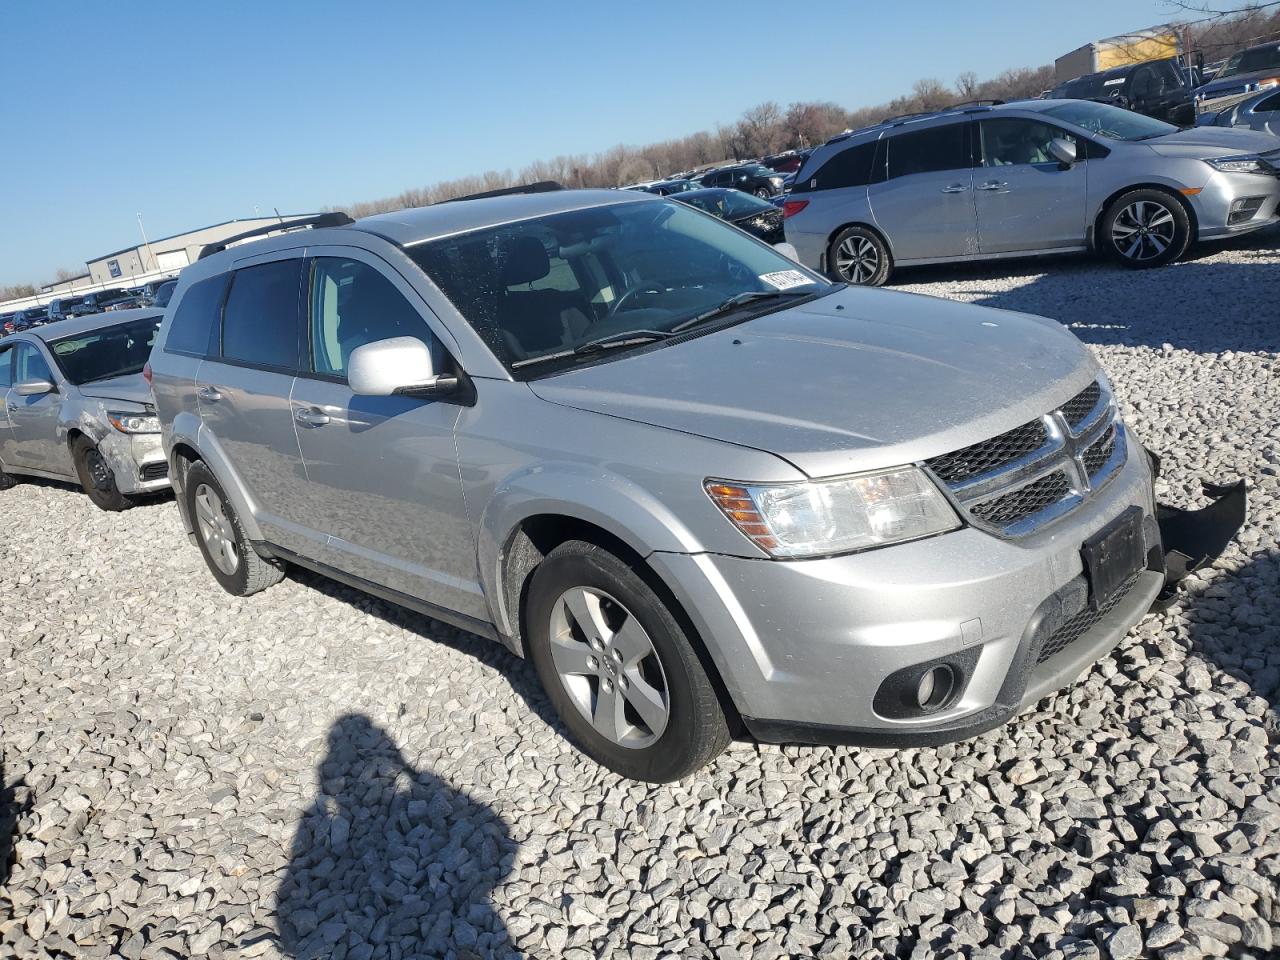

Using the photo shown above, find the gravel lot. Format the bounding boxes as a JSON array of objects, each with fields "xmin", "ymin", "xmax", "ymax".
[{"xmin": 2, "ymin": 232, "xmax": 1278, "ymax": 960}]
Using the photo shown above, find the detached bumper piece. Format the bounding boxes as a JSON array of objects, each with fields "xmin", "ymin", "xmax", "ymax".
[{"xmin": 1152, "ymin": 478, "xmax": 1248, "ymax": 611}]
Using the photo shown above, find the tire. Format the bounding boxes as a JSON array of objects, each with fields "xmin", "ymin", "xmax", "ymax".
[
  {"xmin": 1101, "ymin": 189, "xmax": 1191, "ymax": 269},
  {"xmin": 0, "ymin": 463, "xmax": 15, "ymax": 491},
  {"xmin": 71, "ymin": 435, "xmax": 134, "ymax": 512},
  {"xmin": 754, "ymin": 187, "xmax": 771, "ymax": 198},
  {"xmin": 525, "ymin": 540, "xmax": 730, "ymax": 782},
  {"xmin": 828, "ymin": 225, "xmax": 893, "ymax": 286},
  {"xmin": 184, "ymin": 460, "xmax": 285, "ymax": 597}
]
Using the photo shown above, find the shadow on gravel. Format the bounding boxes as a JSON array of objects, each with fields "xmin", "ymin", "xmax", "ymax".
[
  {"xmin": 276, "ymin": 714, "xmax": 518, "ymax": 959},
  {"xmin": 285, "ymin": 567, "xmax": 567, "ymax": 737},
  {"xmin": 1, "ymin": 758, "xmax": 26, "ymax": 887}
]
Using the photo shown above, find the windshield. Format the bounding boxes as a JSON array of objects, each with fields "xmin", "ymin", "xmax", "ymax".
[
  {"xmin": 678, "ymin": 189, "xmax": 775, "ymax": 219},
  {"xmin": 1040, "ymin": 101, "xmax": 1178, "ymax": 140},
  {"xmin": 1217, "ymin": 44, "xmax": 1280, "ymax": 79},
  {"xmin": 47, "ymin": 316, "xmax": 160, "ymax": 384},
  {"xmin": 408, "ymin": 199, "xmax": 830, "ymax": 375}
]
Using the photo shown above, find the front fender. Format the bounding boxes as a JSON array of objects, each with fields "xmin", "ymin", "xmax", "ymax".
[
  {"xmin": 477, "ymin": 461, "xmax": 705, "ymax": 638},
  {"xmin": 162, "ymin": 415, "xmax": 265, "ymax": 543}
]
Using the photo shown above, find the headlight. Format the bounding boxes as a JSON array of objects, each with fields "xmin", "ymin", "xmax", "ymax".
[
  {"xmin": 705, "ymin": 467, "xmax": 960, "ymax": 558},
  {"xmin": 1204, "ymin": 155, "xmax": 1267, "ymax": 175},
  {"xmin": 106, "ymin": 410, "xmax": 160, "ymax": 434}
]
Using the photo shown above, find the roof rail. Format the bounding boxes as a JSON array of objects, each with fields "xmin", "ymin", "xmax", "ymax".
[
  {"xmin": 197, "ymin": 212, "xmax": 354, "ymax": 260},
  {"xmin": 950, "ymin": 99, "xmax": 1005, "ymax": 109},
  {"xmin": 443, "ymin": 181, "xmax": 565, "ymax": 203}
]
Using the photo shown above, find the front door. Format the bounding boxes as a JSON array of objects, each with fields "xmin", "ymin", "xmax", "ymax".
[
  {"xmin": 974, "ymin": 117, "xmax": 1088, "ymax": 254},
  {"xmin": 290, "ymin": 251, "xmax": 483, "ymax": 620},
  {"xmin": 5, "ymin": 341, "xmax": 68, "ymax": 474},
  {"xmin": 195, "ymin": 254, "xmax": 314, "ymax": 555},
  {"xmin": 868, "ymin": 120, "xmax": 977, "ymax": 262}
]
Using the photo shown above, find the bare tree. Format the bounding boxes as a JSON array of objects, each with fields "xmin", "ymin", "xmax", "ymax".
[{"xmin": 956, "ymin": 71, "xmax": 980, "ymax": 100}]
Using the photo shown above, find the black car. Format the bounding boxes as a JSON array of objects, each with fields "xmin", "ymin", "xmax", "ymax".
[
  {"xmin": 1051, "ymin": 57, "xmax": 1197, "ymax": 125},
  {"xmin": 152, "ymin": 279, "xmax": 178, "ymax": 308},
  {"xmin": 1194, "ymin": 41, "xmax": 1280, "ymax": 105},
  {"xmin": 674, "ymin": 188, "xmax": 785, "ymax": 243},
  {"xmin": 698, "ymin": 163, "xmax": 786, "ymax": 197},
  {"xmin": 135, "ymin": 278, "xmax": 176, "ymax": 305},
  {"xmin": 640, "ymin": 178, "xmax": 701, "ymax": 196},
  {"xmin": 3, "ymin": 308, "xmax": 48, "ymax": 334}
]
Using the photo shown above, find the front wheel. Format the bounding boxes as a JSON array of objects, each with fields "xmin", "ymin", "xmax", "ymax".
[
  {"xmin": 72, "ymin": 435, "xmax": 134, "ymax": 511},
  {"xmin": 828, "ymin": 225, "xmax": 892, "ymax": 286},
  {"xmin": 525, "ymin": 541, "xmax": 730, "ymax": 782},
  {"xmin": 1101, "ymin": 189, "xmax": 1190, "ymax": 269},
  {"xmin": 754, "ymin": 187, "xmax": 771, "ymax": 198}
]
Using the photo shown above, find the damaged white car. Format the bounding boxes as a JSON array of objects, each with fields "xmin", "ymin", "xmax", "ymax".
[{"xmin": 0, "ymin": 309, "xmax": 168, "ymax": 510}]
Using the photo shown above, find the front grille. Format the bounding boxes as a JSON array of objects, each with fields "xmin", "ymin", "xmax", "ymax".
[
  {"xmin": 1036, "ymin": 573, "xmax": 1141, "ymax": 664},
  {"xmin": 970, "ymin": 471, "xmax": 1071, "ymax": 526},
  {"xmin": 924, "ymin": 378, "xmax": 1125, "ymax": 537},
  {"xmin": 926, "ymin": 419, "xmax": 1048, "ymax": 484},
  {"xmin": 139, "ymin": 462, "xmax": 169, "ymax": 482}
]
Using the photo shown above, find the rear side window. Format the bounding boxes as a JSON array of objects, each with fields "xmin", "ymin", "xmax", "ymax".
[
  {"xmin": 165, "ymin": 276, "xmax": 226, "ymax": 357},
  {"xmin": 793, "ymin": 140, "xmax": 877, "ymax": 193},
  {"xmin": 885, "ymin": 123, "xmax": 968, "ymax": 179},
  {"xmin": 221, "ymin": 260, "xmax": 304, "ymax": 370}
]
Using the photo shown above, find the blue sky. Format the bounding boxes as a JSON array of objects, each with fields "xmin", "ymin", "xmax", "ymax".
[{"xmin": 1, "ymin": 0, "xmax": 1174, "ymax": 287}]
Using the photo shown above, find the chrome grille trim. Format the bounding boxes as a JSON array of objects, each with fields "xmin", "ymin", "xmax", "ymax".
[{"xmin": 923, "ymin": 378, "xmax": 1127, "ymax": 537}]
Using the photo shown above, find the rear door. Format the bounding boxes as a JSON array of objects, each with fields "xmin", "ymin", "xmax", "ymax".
[
  {"xmin": 868, "ymin": 120, "xmax": 976, "ymax": 261},
  {"xmin": 6, "ymin": 341, "xmax": 68, "ymax": 474},
  {"xmin": 288, "ymin": 249, "xmax": 483, "ymax": 619},
  {"xmin": 195, "ymin": 252, "xmax": 316, "ymax": 556},
  {"xmin": 974, "ymin": 116, "xmax": 1088, "ymax": 254}
]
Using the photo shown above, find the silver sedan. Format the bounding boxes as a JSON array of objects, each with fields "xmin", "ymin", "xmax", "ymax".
[{"xmin": 0, "ymin": 309, "xmax": 169, "ymax": 510}]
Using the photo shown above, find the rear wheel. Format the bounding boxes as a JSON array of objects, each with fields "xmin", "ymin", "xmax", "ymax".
[
  {"xmin": 185, "ymin": 460, "xmax": 285, "ymax": 596},
  {"xmin": 1101, "ymin": 189, "xmax": 1190, "ymax": 269},
  {"xmin": 525, "ymin": 540, "xmax": 730, "ymax": 782},
  {"xmin": 829, "ymin": 225, "xmax": 892, "ymax": 286},
  {"xmin": 72, "ymin": 435, "xmax": 134, "ymax": 512}
]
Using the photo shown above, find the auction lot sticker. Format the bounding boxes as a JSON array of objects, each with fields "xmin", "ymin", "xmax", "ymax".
[{"xmin": 759, "ymin": 270, "xmax": 812, "ymax": 290}]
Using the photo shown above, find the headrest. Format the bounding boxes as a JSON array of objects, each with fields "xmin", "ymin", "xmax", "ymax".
[{"xmin": 500, "ymin": 237, "xmax": 550, "ymax": 286}]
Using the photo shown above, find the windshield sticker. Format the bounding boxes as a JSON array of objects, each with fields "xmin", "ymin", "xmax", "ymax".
[
  {"xmin": 759, "ymin": 270, "xmax": 812, "ymax": 290},
  {"xmin": 1103, "ymin": 78, "xmax": 1126, "ymax": 86}
]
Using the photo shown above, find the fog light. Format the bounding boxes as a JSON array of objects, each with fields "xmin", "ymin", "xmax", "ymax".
[
  {"xmin": 873, "ymin": 649, "xmax": 978, "ymax": 720},
  {"xmin": 1228, "ymin": 196, "xmax": 1265, "ymax": 225},
  {"xmin": 916, "ymin": 665, "xmax": 954, "ymax": 710}
]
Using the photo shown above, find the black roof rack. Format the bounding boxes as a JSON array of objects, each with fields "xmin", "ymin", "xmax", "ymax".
[
  {"xmin": 444, "ymin": 181, "xmax": 565, "ymax": 203},
  {"xmin": 197, "ymin": 212, "xmax": 354, "ymax": 260}
]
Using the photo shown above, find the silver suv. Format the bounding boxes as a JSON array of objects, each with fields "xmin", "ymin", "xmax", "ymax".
[
  {"xmin": 784, "ymin": 99, "xmax": 1280, "ymax": 285},
  {"xmin": 0, "ymin": 310, "xmax": 169, "ymax": 509},
  {"xmin": 148, "ymin": 194, "xmax": 1236, "ymax": 781}
]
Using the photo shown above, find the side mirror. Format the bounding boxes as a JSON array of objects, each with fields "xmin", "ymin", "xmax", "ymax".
[
  {"xmin": 347, "ymin": 337, "xmax": 458, "ymax": 398},
  {"xmin": 14, "ymin": 379, "xmax": 55, "ymax": 397},
  {"xmin": 1048, "ymin": 138, "xmax": 1078, "ymax": 167},
  {"xmin": 773, "ymin": 242, "xmax": 801, "ymax": 262}
]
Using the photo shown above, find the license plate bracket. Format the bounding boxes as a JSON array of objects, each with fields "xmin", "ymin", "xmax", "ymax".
[{"xmin": 1082, "ymin": 506, "xmax": 1145, "ymax": 607}]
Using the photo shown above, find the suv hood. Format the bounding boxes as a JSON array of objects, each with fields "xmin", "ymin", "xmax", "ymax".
[
  {"xmin": 75, "ymin": 373, "xmax": 152, "ymax": 406},
  {"xmin": 529, "ymin": 289, "xmax": 1097, "ymax": 479},
  {"xmin": 1147, "ymin": 125, "xmax": 1280, "ymax": 157}
]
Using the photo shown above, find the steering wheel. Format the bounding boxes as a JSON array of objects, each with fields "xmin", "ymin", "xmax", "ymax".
[{"xmin": 607, "ymin": 285, "xmax": 663, "ymax": 318}]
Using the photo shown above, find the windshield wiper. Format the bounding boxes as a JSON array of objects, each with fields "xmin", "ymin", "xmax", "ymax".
[
  {"xmin": 510, "ymin": 330, "xmax": 672, "ymax": 369},
  {"xmin": 670, "ymin": 289, "xmax": 813, "ymax": 334}
]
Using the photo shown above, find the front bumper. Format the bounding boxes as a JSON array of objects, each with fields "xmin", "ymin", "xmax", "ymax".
[
  {"xmin": 650, "ymin": 445, "xmax": 1242, "ymax": 746},
  {"xmin": 1192, "ymin": 169, "xmax": 1280, "ymax": 240},
  {"xmin": 99, "ymin": 431, "xmax": 170, "ymax": 495}
]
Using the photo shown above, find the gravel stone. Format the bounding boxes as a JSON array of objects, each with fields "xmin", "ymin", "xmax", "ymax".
[{"xmin": 2, "ymin": 233, "xmax": 1279, "ymax": 957}]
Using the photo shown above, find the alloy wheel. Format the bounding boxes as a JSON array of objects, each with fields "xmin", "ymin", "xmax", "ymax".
[
  {"xmin": 548, "ymin": 586, "xmax": 670, "ymax": 748},
  {"xmin": 193, "ymin": 483, "xmax": 240, "ymax": 576},
  {"xmin": 835, "ymin": 235, "xmax": 881, "ymax": 283},
  {"xmin": 1111, "ymin": 200, "xmax": 1176, "ymax": 262}
]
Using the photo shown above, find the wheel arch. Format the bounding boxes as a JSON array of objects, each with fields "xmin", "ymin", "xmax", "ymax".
[{"xmin": 1091, "ymin": 183, "xmax": 1198, "ymax": 251}]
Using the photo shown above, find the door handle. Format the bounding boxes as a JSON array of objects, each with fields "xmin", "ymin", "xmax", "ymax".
[
  {"xmin": 197, "ymin": 386, "xmax": 222, "ymax": 402},
  {"xmin": 977, "ymin": 181, "xmax": 1010, "ymax": 192},
  {"xmin": 941, "ymin": 183, "xmax": 969, "ymax": 193},
  {"xmin": 293, "ymin": 406, "xmax": 331, "ymax": 427}
]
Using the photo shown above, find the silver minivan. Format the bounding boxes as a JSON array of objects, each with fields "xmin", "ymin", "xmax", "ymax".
[
  {"xmin": 783, "ymin": 99, "xmax": 1280, "ymax": 285},
  {"xmin": 147, "ymin": 195, "xmax": 1240, "ymax": 781}
]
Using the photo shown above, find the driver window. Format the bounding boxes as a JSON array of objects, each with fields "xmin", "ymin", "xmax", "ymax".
[
  {"xmin": 980, "ymin": 118, "xmax": 1075, "ymax": 167},
  {"xmin": 309, "ymin": 258, "xmax": 438, "ymax": 378},
  {"xmin": 13, "ymin": 343, "xmax": 53, "ymax": 384},
  {"xmin": 0, "ymin": 348, "xmax": 11, "ymax": 389}
]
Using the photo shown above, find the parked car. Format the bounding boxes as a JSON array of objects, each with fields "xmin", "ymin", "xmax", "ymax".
[
  {"xmin": 762, "ymin": 151, "xmax": 809, "ymax": 174},
  {"xmin": 784, "ymin": 99, "xmax": 1280, "ymax": 286},
  {"xmin": 105, "ymin": 294, "xmax": 145, "ymax": 311},
  {"xmin": 152, "ymin": 280, "xmax": 178, "ymax": 308},
  {"xmin": 1194, "ymin": 41, "xmax": 1280, "ymax": 110},
  {"xmin": 1050, "ymin": 58, "xmax": 1197, "ymax": 125},
  {"xmin": 1195, "ymin": 85, "xmax": 1280, "ymax": 137},
  {"xmin": 134, "ymin": 278, "xmax": 176, "ymax": 306},
  {"xmin": 149, "ymin": 199, "xmax": 1237, "ymax": 781},
  {"xmin": 46, "ymin": 296, "xmax": 89, "ymax": 323},
  {"xmin": 639, "ymin": 179, "xmax": 701, "ymax": 196},
  {"xmin": 0, "ymin": 309, "xmax": 169, "ymax": 509},
  {"xmin": 699, "ymin": 163, "xmax": 786, "ymax": 197},
  {"xmin": 5, "ymin": 309, "xmax": 48, "ymax": 334},
  {"xmin": 674, "ymin": 188, "xmax": 785, "ymax": 243}
]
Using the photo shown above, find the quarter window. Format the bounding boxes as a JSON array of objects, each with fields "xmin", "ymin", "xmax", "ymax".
[
  {"xmin": 885, "ymin": 123, "xmax": 969, "ymax": 179},
  {"xmin": 309, "ymin": 258, "xmax": 434, "ymax": 377},
  {"xmin": 793, "ymin": 140, "xmax": 877, "ymax": 193},
  {"xmin": 980, "ymin": 118, "xmax": 1077, "ymax": 166},
  {"xmin": 221, "ymin": 260, "xmax": 305, "ymax": 370},
  {"xmin": 165, "ymin": 275, "xmax": 226, "ymax": 357}
]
